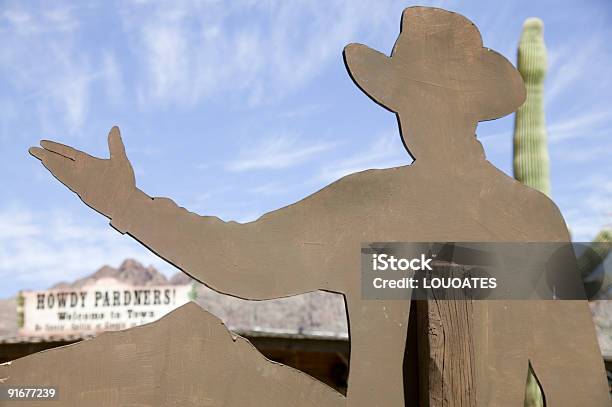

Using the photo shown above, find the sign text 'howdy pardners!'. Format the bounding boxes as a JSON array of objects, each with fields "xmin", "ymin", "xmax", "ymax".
[{"xmin": 17, "ymin": 283, "xmax": 193, "ymax": 337}]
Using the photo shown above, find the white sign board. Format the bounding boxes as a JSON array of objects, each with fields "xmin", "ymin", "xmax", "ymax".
[{"xmin": 18, "ymin": 281, "xmax": 193, "ymax": 337}]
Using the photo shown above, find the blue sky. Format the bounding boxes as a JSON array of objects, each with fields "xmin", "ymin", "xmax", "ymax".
[{"xmin": 1, "ymin": 0, "xmax": 611, "ymax": 298}]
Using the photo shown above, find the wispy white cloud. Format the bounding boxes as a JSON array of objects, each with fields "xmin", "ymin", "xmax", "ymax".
[
  {"xmin": 579, "ymin": 178, "xmax": 612, "ymax": 217},
  {"xmin": 548, "ymin": 110, "xmax": 611, "ymax": 142},
  {"xmin": 0, "ymin": 4, "xmax": 123, "ymax": 133},
  {"xmin": 248, "ymin": 182, "xmax": 291, "ymax": 196},
  {"xmin": 481, "ymin": 110, "xmax": 612, "ymax": 146},
  {"xmin": 101, "ymin": 51, "xmax": 124, "ymax": 105},
  {"xmin": 563, "ymin": 209, "xmax": 611, "ymax": 242},
  {"xmin": 2, "ymin": 5, "xmax": 79, "ymax": 35},
  {"xmin": 119, "ymin": 0, "xmax": 397, "ymax": 108},
  {"xmin": 551, "ymin": 142, "xmax": 612, "ymax": 163},
  {"xmin": 318, "ymin": 130, "xmax": 410, "ymax": 183},
  {"xmin": 227, "ymin": 133, "xmax": 337, "ymax": 171},
  {"xmin": 276, "ymin": 104, "xmax": 326, "ymax": 119},
  {"xmin": 547, "ymin": 39, "xmax": 598, "ymax": 102},
  {"xmin": 0, "ymin": 207, "xmax": 173, "ymax": 295},
  {"xmin": 557, "ymin": 174, "xmax": 612, "ymax": 241}
]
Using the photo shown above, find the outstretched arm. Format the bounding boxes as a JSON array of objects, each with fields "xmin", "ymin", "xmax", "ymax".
[
  {"xmin": 111, "ymin": 189, "xmax": 335, "ymax": 300},
  {"xmin": 30, "ymin": 127, "xmax": 340, "ymax": 300}
]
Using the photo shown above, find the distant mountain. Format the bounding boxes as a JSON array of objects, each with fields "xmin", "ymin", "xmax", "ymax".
[
  {"xmin": 50, "ymin": 259, "xmax": 191, "ymax": 289},
  {"xmin": 169, "ymin": 271, "xmax": 193, "ymax": 285}
]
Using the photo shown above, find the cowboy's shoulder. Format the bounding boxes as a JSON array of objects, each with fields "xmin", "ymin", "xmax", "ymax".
[
  {"xmin": 325, "ymin": 165, "xmax": 411, "ymax": 193},
  {"xmin": 504, "ymin": 177, "xmax": 570, "ymax": 241}
]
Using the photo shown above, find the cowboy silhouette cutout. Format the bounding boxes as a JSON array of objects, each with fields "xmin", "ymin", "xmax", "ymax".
[{"xmin": 10, "ymin": 6, "xmax": 608, "ymax": 406}]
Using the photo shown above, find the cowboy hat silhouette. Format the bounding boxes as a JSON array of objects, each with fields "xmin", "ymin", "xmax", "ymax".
[{"xmin": 344, "ymin": 7, "xmax": 525, "ymax": 161}]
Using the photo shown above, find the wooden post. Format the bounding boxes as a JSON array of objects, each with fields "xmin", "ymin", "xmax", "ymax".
[{"xmin": 418, "ymin": 265, "xmax": 477, "ymax": 407}]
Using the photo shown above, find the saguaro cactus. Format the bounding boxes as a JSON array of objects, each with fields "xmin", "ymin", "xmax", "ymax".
[
  {"xmin": 512, "ymin": 18, "xmax": 610, "ymax": 293},
  {"xmin": 513, "ymin": 17, "xmax": 550, "ymax": 196},
  {"xmin": 515, "ymin": 18, "xmax": 549, "ymax": 407},
  {"xmin": 513, "ymin": 19, "xmax": 611, "ymax": 405}
]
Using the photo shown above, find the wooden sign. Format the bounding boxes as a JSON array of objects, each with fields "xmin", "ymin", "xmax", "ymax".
[{"xmin": 18, "ymin": 283, "xmax": 192, "ymax": 337}]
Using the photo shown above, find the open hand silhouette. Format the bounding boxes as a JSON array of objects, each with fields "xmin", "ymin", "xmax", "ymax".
[{"xmin": 29, "ymin": 126, "xmax": 136, "ymax": 219}]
